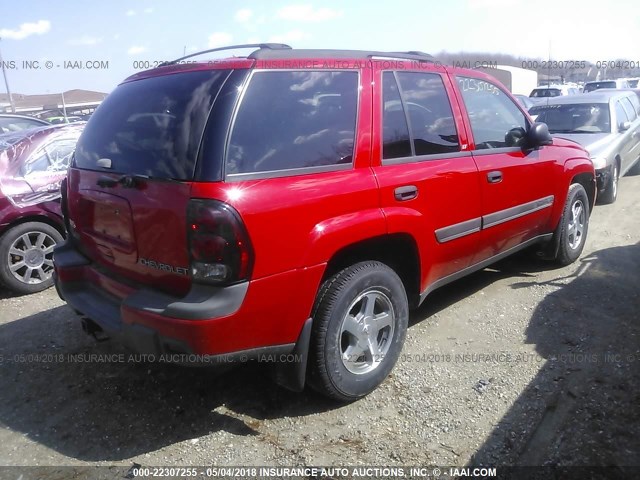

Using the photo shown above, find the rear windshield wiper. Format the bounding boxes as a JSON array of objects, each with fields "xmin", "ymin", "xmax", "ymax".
[{"xmin": 96, "ymin": 174, "xmax": 181, "ymax": 188}]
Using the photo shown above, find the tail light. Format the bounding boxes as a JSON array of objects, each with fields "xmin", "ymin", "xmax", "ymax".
[
  {"xmin": 60, "ymin": 176, "xmax": 79, "ymax": 242},
  {"xmin": 60, "ymin": 177, "xmax": 71, "ymax": 235},
  {"xmin": 187, "ymin": 199, "xmax": 253, "ymax": 285}
]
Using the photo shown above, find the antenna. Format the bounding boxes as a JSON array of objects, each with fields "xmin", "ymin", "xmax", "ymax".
[{"xmin": 546, "ymin": 40, "xmax": 551, "ymax": 106}]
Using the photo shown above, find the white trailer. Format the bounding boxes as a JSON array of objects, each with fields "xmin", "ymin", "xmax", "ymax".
[{"xmin": 475, "ymin": 65, "xmax": 538, "ymax": 96}]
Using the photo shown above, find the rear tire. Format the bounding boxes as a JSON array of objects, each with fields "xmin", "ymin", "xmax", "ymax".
[
  {"xmin": 554, "ymin": 183, "xmax": 589, "ymax": 266},
  {"xmin": 0, "ymin": 222, "xmax": 63, "ymax": 295},
  {"xmin": 308, "ymin": 261, "xmax": 408, "ymax": 401},
  {"xmin": 598, "ymin": 164, "xmax": 618, "ymax": 204}
]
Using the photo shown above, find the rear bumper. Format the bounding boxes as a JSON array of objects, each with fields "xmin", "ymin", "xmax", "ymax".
[{"xmin": 53, "ymin": 241, "xmax": 323, "ymax": 359}]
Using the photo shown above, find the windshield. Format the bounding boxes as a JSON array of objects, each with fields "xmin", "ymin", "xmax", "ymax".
[
  {"xmin": 530, "ymin": 88, "xmax": 561, "ymax": 98},
  {"xmin": 0, "ymin": 133, "xmax": 27, "ymax": 152},
  {"xmin": 584, "ymin": 81, "xmax": 616, "ymax": 93},
  {"xmin": 0, "ymin": 125, "xmax": 53, "ymax": 152},
  {"xmin": 529, "ymin": 103, "xmax": 611, "ymax": 133},
  {"xmin": 73, "ymin": 69, "xmax": 231, "ymax": 180},
  {"xmin": 628, "ymin": 79, "xmax": 639, "ymax": 88}
]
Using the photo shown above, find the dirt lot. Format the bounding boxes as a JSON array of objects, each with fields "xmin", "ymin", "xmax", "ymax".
[{"xmin": 0, "ymin": 174, "xmax": 638, "ymax": 474}]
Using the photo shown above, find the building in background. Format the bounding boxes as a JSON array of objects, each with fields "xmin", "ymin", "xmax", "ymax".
[{"xmin": 0, "ymin": 89, "xmax": 107, "ymax": 117}]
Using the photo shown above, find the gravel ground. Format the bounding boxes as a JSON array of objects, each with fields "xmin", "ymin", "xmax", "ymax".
[{"xmin": 0, "ymin": 173, "xmax": 638, "ymax": 475}]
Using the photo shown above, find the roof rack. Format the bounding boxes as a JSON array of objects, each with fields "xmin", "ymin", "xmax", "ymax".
[
  {"xmin": 159, "ymin": 43, "xmax": 292, "ymax": 66},
  {"xmin": 158, "ymin": 44, "xmax": 435, "ymax": 66},
  {"xmin": 389, "ymin": 51, "xmax": 433, "ymax": 59},
  {"xmin": 249, "ymin": 48, "xmax": 435, "ymax": 62}
]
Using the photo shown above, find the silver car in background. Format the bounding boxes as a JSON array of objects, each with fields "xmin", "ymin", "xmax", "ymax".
[
  {"xmin": 528, "ymin": 84, "xmax": 580, "ymax": 106},
  {"xmin": 529, "ymin": 90, "xmax": 640, "ymax": 204},
  {"xmin": 583, "ymin": 79, "xmax": 631, "ymax": 93}
]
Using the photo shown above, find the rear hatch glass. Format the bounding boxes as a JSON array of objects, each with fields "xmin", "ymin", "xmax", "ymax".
[
  {"xmin": 74, "ymin": 69, "xmax": 231, "ymax": 179},
  {"xmin": 530, "ymin": 88, "xmax": 561, "ymax": 98},
  {"xmin": 69, "ymin": 69, "xmax": 232, "ymax": 293}
]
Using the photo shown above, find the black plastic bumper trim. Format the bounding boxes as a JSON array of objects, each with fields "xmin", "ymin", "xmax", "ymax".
[
  {"xmin": 123, "ymin": 282, "xmax": 248, "ymax": 320},
  {"xmin": 57, "ymin": 279, "xmax": 294, "ymax": 359},
  {"xmin": 53, "ymin": 240, "xmax": 90, "ymax": 268}
]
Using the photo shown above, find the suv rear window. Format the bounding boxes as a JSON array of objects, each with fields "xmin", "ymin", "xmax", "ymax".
[
  {"xmin": 530, "ymin": 88, "xmax": 561, "ymax": 98},
  {"xmin": 74, "ymin": 70, "xmax": 231, "ymax": 180},
  {"xmin": 583, "ymin": 81, "xmax": 616, "ymax": 93},
  {"xmin": 226, "ymin": 70, "xmax": 358, "ymax": 175}
]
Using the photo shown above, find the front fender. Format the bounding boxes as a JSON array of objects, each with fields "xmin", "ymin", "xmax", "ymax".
[{"xmin": 549, "ymin": 157, "xmax": 596, "ymax": 229}]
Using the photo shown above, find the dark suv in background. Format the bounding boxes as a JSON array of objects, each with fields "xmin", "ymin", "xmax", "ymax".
[
  {"xmin": 54, "ymin": 44, "xmax": 595, "ymax": 400},
  {"xmin": 0, "ymin": 114, "xmax": 50, "ymax": 134}
]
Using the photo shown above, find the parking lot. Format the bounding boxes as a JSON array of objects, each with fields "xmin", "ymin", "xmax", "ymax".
[{"xmin": 0, "ymin": 171, "xmax": 638, "ymax": 469}]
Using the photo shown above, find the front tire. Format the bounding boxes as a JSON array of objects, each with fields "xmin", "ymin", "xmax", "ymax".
[
  {"xmin": 308, "ymin": 261, "xmax": 409, "ymax": 401},
  {"xmin": 0, "ymin": 222, "xmax": 63, "ymax": 295},
  {"xmin": 554, "ymin": 183, "xmax": 589, "ymax": 266}
]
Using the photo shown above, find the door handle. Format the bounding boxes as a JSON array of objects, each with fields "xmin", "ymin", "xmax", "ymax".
[
  {"xmin": 394, "ymin": 185, "xmax": 418, "ymax": 201},
  {"xmin": 487, "ymin": 171, "xmax": 503, "ymax": 183}
]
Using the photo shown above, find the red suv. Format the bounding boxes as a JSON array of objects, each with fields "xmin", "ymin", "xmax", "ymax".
[{"xmin": 54, "ymin": 44, "xmax": 596, "ymax": 401}]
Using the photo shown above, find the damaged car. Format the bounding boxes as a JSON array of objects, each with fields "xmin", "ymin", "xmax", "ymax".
[{"xmin": 0, "ymin": 123, "xmax": 84, "ymax": 294}]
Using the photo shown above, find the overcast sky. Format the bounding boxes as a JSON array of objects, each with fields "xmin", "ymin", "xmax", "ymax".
[{"xmin": 1, "ymin": 0, "xmax": 639, "ymax": 95}]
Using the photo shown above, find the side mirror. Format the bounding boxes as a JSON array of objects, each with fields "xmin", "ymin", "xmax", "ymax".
[
  {"xmin": 505, "ymin": 127, "xmax": 527, "ymax": 147},
  {"xmin": 619, "ymin": 121, "xmax": 631, "ymax": 132},
  {"xmin": 526, "ymin": 122, "xmax": 553, "ymax": 148}
]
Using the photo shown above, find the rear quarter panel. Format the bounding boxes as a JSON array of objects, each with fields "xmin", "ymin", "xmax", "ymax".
[
  {"xmin": 0, "ymin": 196, "xmax": 63, "ymax": 236},
  {"xmin": 191, "ymin": 63, "xmax": 379, "ymax": 279}
]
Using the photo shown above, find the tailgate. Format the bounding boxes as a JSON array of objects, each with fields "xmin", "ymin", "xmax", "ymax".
[
  {"xmin": 66, "ymin": 68, "xmax": 235, "ymax": 295},
  {"xmin": 67, "ymin": 169, "xmax": 192, "ymax": 294}
]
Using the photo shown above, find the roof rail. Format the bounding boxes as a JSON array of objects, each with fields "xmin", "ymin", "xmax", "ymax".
[
  {"xmin": 159, "ymin": 43, "xmax": 292, "ymax": 66},
  {"xmin": 390, "ymin": 51, "xmax": 434, "ymax": 59},
  {"xmin": 368, "ymin": 51, "xmax": 435, "ymax": 63},
  {"xmin": 250, "ymin": 48, "xmax": 436, "ymax": 63}
]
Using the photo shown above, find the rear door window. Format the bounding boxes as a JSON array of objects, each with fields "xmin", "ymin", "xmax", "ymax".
[
  {"xmin": 73, "ymin": 70, "xmax": 231, "ymax": 180},
  {"xmin": 382, "ymin": 72, "xmax": 412, "ymax": 159},
  {"xmin": 621, "ymin": 97, "xmax": 637, "ymax": 121},
  {"xmin": 615, "ymin": 101, "xmax": 630, "ymax": 122},
  {"xmin": 628, "ymin": 94, "xmax": 640, "ymax": 115},
  {"xmin": 226, "ymin": 70, "xmax": 358, "ymax": 176},
  {"xmin": 456, "ymin": 76, "xmax": 528, "ymax": 149}
]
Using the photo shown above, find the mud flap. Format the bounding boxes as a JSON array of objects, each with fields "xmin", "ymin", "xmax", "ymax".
[
  {"xmin": 536, "ymin": 229, "xmax": 561, "ymax": 260},
  {"xmin": 270, "ymin": 318, "xmax": 312, "ymax": 392}
]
